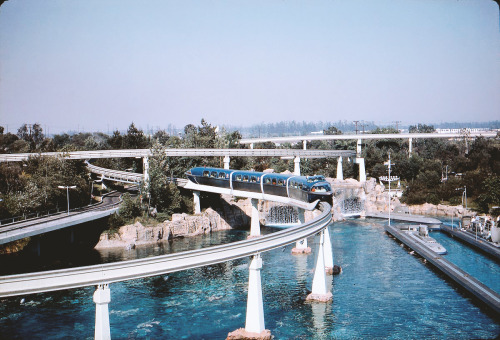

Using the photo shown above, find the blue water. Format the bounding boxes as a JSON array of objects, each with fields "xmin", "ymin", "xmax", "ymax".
[{"xmin": 1, "ymin": 219, "xmax": 499, "ymax": 339}]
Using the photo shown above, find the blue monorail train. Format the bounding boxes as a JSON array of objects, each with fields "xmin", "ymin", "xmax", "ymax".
[{"xmin": 186, "ymin": 167, "xmax": 333, "ymax": 203}]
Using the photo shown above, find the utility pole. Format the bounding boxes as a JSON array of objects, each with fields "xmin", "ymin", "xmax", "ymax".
[
  {"xmin": 394, "ymin": 121, "xmax": 401, "ymax": 132},
  {"xmin": 353, "ymin": 121, "xmax": 359, "ymax": 135}
]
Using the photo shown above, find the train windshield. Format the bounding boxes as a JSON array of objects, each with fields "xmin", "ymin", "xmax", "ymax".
[{"xmin": 311, "ymin": 184, "xmax": 331, "ymax": 192}]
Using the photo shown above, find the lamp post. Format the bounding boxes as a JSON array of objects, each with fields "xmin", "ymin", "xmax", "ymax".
[
  {"xmin": 380, "ymin": 152, "xmax": 399, "ymax": 227},
  {"xmin": 456, "ymin": 186, "xmax": 467, "ymax": 210},
  {"xmin": 89, "ymin": 180, "xmax": 102, "ymax": 205},
  {"xmin": 58, "ymin": 185, "xmax": 76, "ymax": 215}
]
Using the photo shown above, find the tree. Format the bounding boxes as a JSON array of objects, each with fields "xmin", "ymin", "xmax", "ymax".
[
  {"xmin": 17, "ymin": 123, "xmax": 45, "ymax": 151},
  {"xmin": 146, "ymin": 141, "xmax": 193, "ymax": 216},
  {"xmin": 409, "ymin": 124, "xmax": 435, "ymax": 133},
  {"xmin": 123, "ymin": 123, "xmax": 148, "ymax": 149}
]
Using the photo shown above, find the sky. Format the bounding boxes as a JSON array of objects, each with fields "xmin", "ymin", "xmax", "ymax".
[{"xmin": 0, "ymin": 0, "xmax": 499, "ymax": 134}]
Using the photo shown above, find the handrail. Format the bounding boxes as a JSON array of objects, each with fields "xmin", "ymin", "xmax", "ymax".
[{"xmin": 0, "ymin": 202, "xmax": 332, "ymax": 298}]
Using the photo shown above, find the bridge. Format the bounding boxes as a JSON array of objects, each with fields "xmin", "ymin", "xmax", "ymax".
[
  {"xmin": 0, "ymin": 147, "xmax": 363, "ymax": 183},
  {"xmin": 0, "ymin": 191, "xmax": 122, "ymax": 246},
  {"xmin": 240, "ymin": 131, "xmax": 498, "ymax": 156},
  {"xmin": 0, "ymin": 200, "xmax": 334, "ymax": 339}
]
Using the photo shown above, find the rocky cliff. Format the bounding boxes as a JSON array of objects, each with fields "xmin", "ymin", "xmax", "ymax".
[{"xmin": 95, "ymin": 196, "xmax": 251, "ymax": 250}]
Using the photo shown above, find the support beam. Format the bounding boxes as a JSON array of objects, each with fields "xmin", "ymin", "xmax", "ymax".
[
  {"xmin": 408, "ymin": 137, "xmax": 413, "ymax": 157},
  {"xmin": 193, "ymin": 191, "xmax": 201, "ymax": 214},
  {"xmin": 228, "ymin": 254, "xmax": 271, "ymax": 339},
  {"xmin": 143, "ymin": 156, "xmax": 149, "ymax": 187},
  {"xmin": 93, "ymin": 284, "xmax": 111, "ymax": 340},
  {"xmin": 250, "ymin": 143, "xmax": 254, "ymax": 149},
  {"xmin": 223, "ymin": 155, "xmax": 230, "ymax": 169},
  {"xmin": 336, "ymin": 157, "xmax": 343, "ymax": 181},
  {"xmin": 306, "ymin": 231, "xmax": 333, "ymax": 302},
  {"xmin": 294, "ymin": 156, "xmax": 301, "ymax": 176},
  {"xmin": 292, "ymin": 208, "xmax": 311, "ymax": 254},
  {"xmin": 250, "ymin": 199, "xmax": 261, "ymax": 237},
  {"xmin": 303, "ymin": 140, "xmax": 307, "ymax": 150},
  {"xmin": 355, "ymin": 157, "xmax": 366, "ymax": 182},
  {"xmin": 245, "ymin": 254, "xmax": 265, "ymax": 333},
  {"xmin": 323, "ymin": 226, "xmax": 334, "ymax": 274},
  {"xmin": 357, "ymin": 139, "xmax": 362, "ymax": 157}
]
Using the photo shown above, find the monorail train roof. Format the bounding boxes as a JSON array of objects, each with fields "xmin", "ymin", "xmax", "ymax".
[{"xmin": 188, "ymin": 167, "xmax": 326, "ymax": 182}]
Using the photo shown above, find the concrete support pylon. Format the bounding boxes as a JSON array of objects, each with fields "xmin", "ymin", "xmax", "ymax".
[
  {"xmin": 294, "ymin": 156, "xmax": 301, "ymax": 176},
  {"xmin": 356, "ymin": 157, "xmax": 366, "ymax": 182},
  {"xmin": 250, "ymin": 199, "xmax": 261, "ymax": 237},
  {"xmin": 303, "ymin": 140, "xmax": 307, "ymax": 150},
  {"xmin": 94, "ymin": 284, "xmax": 111, "ymax": 340},
  {"xmin": 323, "ymin": 226, "xmax": 334, "ymax": 275},
  {"xmin": 336, "ymin": 157, "xmax": 343, "ymax": 181},
  {"xmin": 408, "ymin": 137, "xmax": 413, "ymax": 157},
  {"xmin": 228, "ymin": 254, "xmax": 271, "ymax": 339},
  {"xmin": 143, "ymin": 156, "xmax": 149, "ymax": 189},
  {"xmin": 292, "ymin": 208, "xmax": 311, "ymax": 254},
  {"xmin": 357, "ymin": 139, "xmax": 362, "ymax": 157},
  {"xmin": 245, "ymin": 254, "xmax": 265, "ymax": 333},
  {"xmin": 306, "ymin": 230, "xmax": 333, "ymax": 302},
  {"xmin": 193, "ymin": 191, "xmax": 201, "ymax": 214},
  {"xmin": 223, "ymin": 155, "xmax": 230, "ymax": 169}
]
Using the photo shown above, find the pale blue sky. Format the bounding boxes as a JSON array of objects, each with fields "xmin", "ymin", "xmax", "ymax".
[{"xmin": 0, "ymin": 0, "xmax": 499, "ymax": 133}]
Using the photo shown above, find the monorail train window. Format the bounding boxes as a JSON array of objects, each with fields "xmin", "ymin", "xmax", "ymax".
[
  {"xmin": 264, "ymin": 178, "xmax": 271, "ymax": 184},
  {"xmin": 236, "ymin": 174, "xmax": 242, "ymax": 181},
  {"xmin": 219, "ymin": 172, "xmax": 226, "ymax": 179},
  {"xmin": 243, "ymin": 175, "xmax": 249, "ymax": 182},
  {"xmin": 272, "ymin": 178, "xmax": 276, "ymax": 185},
  {"xmin": 203, "ymin": 171, "xmax": 210, "ymax": 177},
  {"xmin": 250, "ymin": 176, "xmax": 257, "ymax": 183},
  {"xmin": 278, "ymin": 179, "xmax": 283, "ymax": 186},
  {"xmin": 211, "ymin": 171, "xmax": 217, "ymax": 178}
]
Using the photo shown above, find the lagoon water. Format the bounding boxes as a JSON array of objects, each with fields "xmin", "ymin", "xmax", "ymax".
[{"xmin": 1, "ymin": 218, "xmax": 499, "ymax": 339}]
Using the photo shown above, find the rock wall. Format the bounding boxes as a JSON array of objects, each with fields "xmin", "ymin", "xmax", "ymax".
[
  {"xmin": 95, "ymin": 196, "xmax": 251, "ymax": 250},
  {"xmin": 329, "ymin": 177, "xmax": 476, "ymax": 219}
]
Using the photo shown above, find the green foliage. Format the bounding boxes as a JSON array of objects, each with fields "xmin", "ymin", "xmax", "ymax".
[
  {"xmin": 0, "ymin": 155, "xmax": 90, "ymax": 219},
  {"xmin": 409, "ymin": 124, "xmax": 435, "ymax": 133},
  {"xmin": 118, "ymin": 193, "xmax": 143, "ymax": 221}
]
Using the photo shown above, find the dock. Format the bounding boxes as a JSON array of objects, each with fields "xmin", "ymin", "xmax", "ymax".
[
  {"xmin": 440, "ymin": 224, "xmax": 500, "ymax": 261},
  {"xmin": 384, "ymin": 224, "xmax": 500, "ymax": 315},
  {"xmin": 366, "ymin": 212, "xmax": 442, "ymax": 225}
]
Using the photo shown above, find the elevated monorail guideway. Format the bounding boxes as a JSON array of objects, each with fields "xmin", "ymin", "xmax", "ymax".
[
  {"xmin": 0, "ymin": 202, "xmax": 333, "ymax": 338},
  {"xmin": 0, "ymin": 202, "xmax": 331, "ymax": 298},
  {"xmin": 0, "ymin": 148, "xmax": 355, "ymax": 162},
  {"xmin": 0, "ymin": 191, "xmax": 122, "ymax": 245}
]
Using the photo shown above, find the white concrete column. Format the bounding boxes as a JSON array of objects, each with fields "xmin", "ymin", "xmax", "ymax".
[
  {"xmin": 336, "ymin": 157, "xmax": 343, "ymax": 181},
  {"xmin": 143, "ymin": 156, "xmax": 149, "ymax": 186},
  {"xmin": 100, "ymin": 175, "xmax": 107, "ymax": 190},
  {"xmin": 250, "ymin": 143, "xmax": 254, "ymax": 149},
  {"xmin": 357, "ymin": 139, "xmax": 362, "ymax": 156},
  {"xmin": 93, "ymin": 284, "xmax": 111, "ymax": 340},
  {"xmin": 292, "ymin": 209, "xmax": 311, "ymax": 254},
  {"xmin": 311, "ymin": 231, "xmax": 328, "ymax": 296},
  {"xmin": 323, "ymin": 226, "xmax": 334, "ymax": 274},
  {"xmin": 294, "ymin": 156, "xmax": 301, "ymax": 176},
  {"xmin": 303, "ymin": 140, "xmax": 307, "ymax": 150},
  {"xmin": 356, "ymin": 157, "xmax": 366, "ymax": 182},
  {"xmin": 250, "ymin": 198, "xmax": 260, "ymax": 237},
  {"xmin": 408, "ymin": 137, "xmax": 413, "ymax": 156},
  {"xmin": 245, "ymin": 254, "xmax": 265, "ymax": 334},
  {"xmin": 193, "ymin": 191, "xmax": 201, "ymax": 214},
  {"xmin": 223, "ymin": 155, "xmax": 230, "ymax": 169}
]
